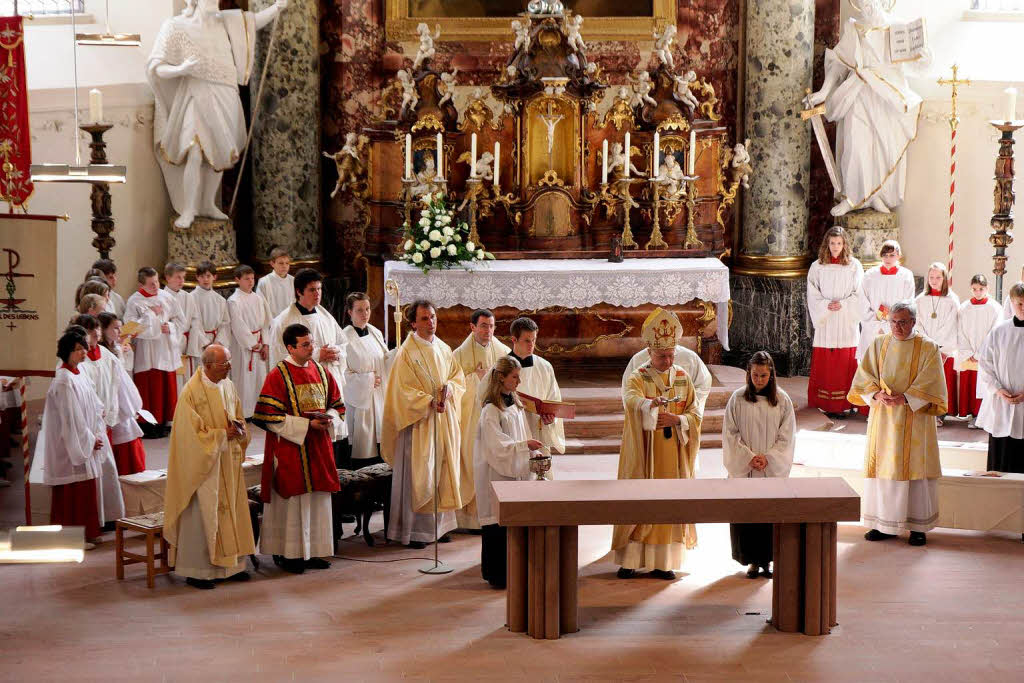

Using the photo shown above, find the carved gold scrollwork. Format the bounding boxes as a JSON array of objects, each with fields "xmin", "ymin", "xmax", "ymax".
[
  {"xmin": 538, "ymin": 169, "xmax": 566, "ymax": 188},
  {"xmin": 692, "ymin": 78, "xmax": 722, "ymax": 121},
  {"xmin": 603, "ymin": 98, "xmax": 636, "ymax": 131},
  {"xmin": 411, "ymin": 113, "xmax": 445, "ymax": 133},
  {"xmin": 656, "ymin": 115, "xmax": 691, "ymax": 133},
  {"xmin": 459, "ymin": 96, "xmax": 500, "ymax": 132}
]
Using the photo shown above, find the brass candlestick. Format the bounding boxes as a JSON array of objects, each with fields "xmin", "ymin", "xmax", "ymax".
[
  {"xmin": 400, "ymin": 177, "xmax": 416, "ymax": 251},
  {"xmin": 80, "ymin": 122, "xmax": 116, "ymax": 258},
  {"xmin": 598, "ymin": 178, "xmax": 640, "ymax": 248},
  {"xmin": 683, "ymin": 175, "xmax": 703, "ymax": 250},
  {"xmin": 988, "ymin": 120, "xmax": 1022, "ymax": 301},
  {"xmin": 646, "ymin": 179, "xmax": 668, "ymax": 250},
  {"xmin": 463, "ymin": 177, "xmax": 485, "ymax": 250}
]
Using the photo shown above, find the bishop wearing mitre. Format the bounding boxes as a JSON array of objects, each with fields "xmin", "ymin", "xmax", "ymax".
[
  {"xmin": 612, "ymin": 309, "xmax": 701, "ymax": 580},
  {"xmin": 452, "ymin": 308, "xmax": 510, "ymax": 530},
  {"xmin": 848, "ymin": 300, "xmax": 947, "ymax": 547},
  {"xmin": 381, "ymin": 300, "xmax": 470, "ymax": 549},
  {"xmin": 164, "ymin": 344, "xmax": 255, "ymax": 589}
]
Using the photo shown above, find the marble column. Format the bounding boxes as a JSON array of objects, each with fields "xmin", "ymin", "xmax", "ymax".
[
  {"xmin": 728, "ymin": 0, "xmax": 816, "ymax": 375},
  {"xmin": 251, "ymin": 0, "xmax": 321, "ymax": 263}
]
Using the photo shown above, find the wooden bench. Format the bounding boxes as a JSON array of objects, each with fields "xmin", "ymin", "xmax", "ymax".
[
  {"xmin": 493, "ymin": 477, "xmax": 861, "ymax": 640},
  {"xmin": 115, "ymin": 512, "xmax": 171, "ymax": 589}
]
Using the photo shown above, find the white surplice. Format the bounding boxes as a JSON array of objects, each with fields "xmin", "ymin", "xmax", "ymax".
[
  {"xmin": 975, "ymin": 319, "xmax": 1024, "ymax": 439},
  {"xmin": 342, "ymin": 324, "xmax": 388, "ymax": 461},
  {"xmin": 190, "ymin": 287, "xmax": 231, "ymax": 351},
  {"xmin": 957, "ymin": 298, "xmax": 1003, "ymax": 375},
  {"xmin": 723, "ymin": 388, "xmax": 795, "ymax": 479},
  {"xmin": 856, "ymin": 265, "xmax": 916, "ymax": 359},
  {"xmin": 227, "ymin": 289, "xmax": 273, "ymax": 418},
  {"xmin": 806, "ymin": 258, "xmax": 863, "ymax": 349},
  {"xmin": 474, "ymin": 402, "xmax": 533, "ymax": 527},
  {"xmin": 915, "ymin": 291, "xmax": 961, "ymax": 357},
  {"xmin": 165, "ymin": 286, "xmax": 198, "ymax": 394},
  {"xmin": 622, "ymin": 345, "xmax": 712, "ymax": 417},
  {"xmin": 108, "ymin": 290, "xmax": 126, "ymax": 319},
  {"xmin": 256, "ymin": 271, "xmax": 295, "ymax": 318},
  {"xmin": 81, "ymin": 346, "xmax": 121, "ymax": 429},
  {"xmin": 1003, "ymin": 297, "xmax": 1014, "ymax": 320},
  {"xmin": 110, "ymin": 360, "xmax": 145, "ymax": 446},
  {"xmin": 269, "ymin": 303, "xmax": 348, "ymax": 439},
  {"xmin": 124, "ymin": 289, "xmax": 185, "ymax": 375},
  {"xmin": 517, "ymin": 354, "xmax": 566, "ymax": 454}
]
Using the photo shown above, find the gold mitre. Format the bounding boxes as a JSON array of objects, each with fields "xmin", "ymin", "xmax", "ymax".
[{"xmin": 641, "ymin": 307, "xmax": 681, "ymax": 350}]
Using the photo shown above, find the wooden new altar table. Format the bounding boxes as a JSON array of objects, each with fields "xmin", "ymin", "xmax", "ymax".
[{"xmin": 382, "ymin": 258, "xmax": 731, "ymax": 350}]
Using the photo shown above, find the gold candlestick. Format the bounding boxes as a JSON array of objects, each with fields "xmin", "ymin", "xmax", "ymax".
[
  {"xmin": 682, "ymin": 175, "xmax": 703, "ymax": 250},
  {"xmin": 646, "ymin": 179, "xmax": 668, "ymax": 250},
  {"xmin": 464, "ymin": 177, "xmax": 485, "ymax": 250}
]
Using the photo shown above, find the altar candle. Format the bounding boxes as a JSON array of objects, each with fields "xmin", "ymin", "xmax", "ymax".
[
  {"xmin": 89, "ymin": 88, "xmax": 103, "ymax": 123},
  {"xmin": 624, "ymin": 132, "xmax": 631, "ymax": 178},
  {"xmin": 494, "ymin": 141, "xmax": 501, "ymax": 188},
  {"xmin": 688, "ymin": 130, "xmax": 696, "ymax": 175},
  {"xmin": 470, "ymin": 133, "xmax": 478, "ymax": 177},
  {"xmin": 436, "ymin": 133, "xmax": 444, "ymax": 178},
  {"xmin": 404, "ymin": 134, "xmax": 412, "ymax": 180},
  {"xmin": 601, "ymin": 139, "xmax": 608, "ymax": 185},
  {"xmin": 1004, "ymin": 87, "xmax": 1018, "ymax": 122},
  {"xmin": 652, "ymin": 132, "xmax": 660, "ymax": 179}
]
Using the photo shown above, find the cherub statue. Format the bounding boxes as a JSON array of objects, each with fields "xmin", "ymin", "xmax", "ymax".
[
  {"xmin": 730, "ymin": 138, "xmax": 753, "ymax": 189},
  {"xmin": 457, "ymin": 150, "xmax": 494, "ymax": 183},
  {"xmin": 323, "ymin": 132, "xmax": 369, "ymax": 199},
  {"xmin": 608, "ymin": 141, "xmax": 642, "ymax": 179},
  {"xmin": 412, "ymin": 22, "xmax": 441, "ymax": 71},
  {"xmin": 672, "ymin": 70, "xmax": 699, "ymax": 113},
  {"xmin": 511, "ymin": 19, "xmax": 530, "ymax": 54},
  {"xmin": 438, "ymin": 68, "xmax": 459, "ymax": 108},
  {"xmin": 653, "ymin": 24, "xmax": 676, "ymax": 69},
  {"xmin": 410, "ymin": 155, "xmax": 438, "ymax": 197},
  {"xmin": 628, "ymin": 71, "xmax": 657, "ymax": 109},
  {"xmin": 656, "ymin": 155, "xmax": 686, "ymax": 199},
  {"xmin": 567, "ymin": 14, "xmax": 586, "ymax": 56},
  {"xmin": 397, "ymin": 69, "xmax": 418, "ymax": 118}
]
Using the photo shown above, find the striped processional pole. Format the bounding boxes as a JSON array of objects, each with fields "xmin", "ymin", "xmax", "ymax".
[
  {"xmin": 20, "ymin": 378, "xmax": 31, "ymax": 525},
  {"xmin": 938, "ymin": 65, "xmax": 971, "ymax": 288}
]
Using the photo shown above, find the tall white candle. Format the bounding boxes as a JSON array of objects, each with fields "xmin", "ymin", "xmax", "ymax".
[
  {"xmin": 624, "ymin": 132, "xmax": 631, "ymax": 178},
  {"xmin": 652, "ymin": 132, "xmax": 660, "ymax": 179},
  {"xmin": 688, "ymin": 130, "xmax": 696, "ymax": 175},
  {"xmin": 601, "ymin": 139, "xmax": 608, "ymax": 185},
  {"xmin": 494, "ymin": 141, "xmax": 501, "ymax": 188},
  {"xmin": 436, "ymin": 133, "xmax": 443, "ymax": 178},
  {"xmin": 1004, "ymin": 87, "xmax": 1018, "ymax": 123},
  {"xmin": 89, "ymin": 88, "xmax": 103, "ymax": 123},
  {"xmin": 470, "ymin": 133, "xmax": 478, "ymax": 177},
  {"xmin": 404, "ymin": 134, "xmax": 412, "ymax": 180}
]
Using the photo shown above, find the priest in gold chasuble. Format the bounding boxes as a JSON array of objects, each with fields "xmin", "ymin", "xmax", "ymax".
[
  {"xmin": 612, "ymin": 309, "xmax": 701, "ymax": 579},
  {"xmin": 848, "ymin": 300, "xmax": 947, "ymax": 546}
]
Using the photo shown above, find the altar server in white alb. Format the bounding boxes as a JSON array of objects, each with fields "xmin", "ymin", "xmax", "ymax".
[
  {"xmin": 342, "ymin": 292, "xmax": 389, "ymax": 466},
  {"xmin": 914, "ymin": 262, "xmax": 960, "ymax": 425},
  {"xmin": 508, "ymin": 317, "xmax": 565, "ymax": 456},
  {"xmin": 956, "ymin": 274, "xmax": 1004, "ymax": 428},
  {"xmin": 622, "ymin": 338, "xmax": 712, "ymax": 418},
  {"xmin": 453, "ymin": 308, "xmax": 510, "ymax": 529},
  {"xmin": 163, "ymin": 262, "xmax": 198, "ymax": 394},
  {"xmin": 98, "ymin": 313, "xmax": 148, "ymax": 475},
  {"xmin": 858, "ymin": 241, "xmax": 915, "ymax": 360},
  {"xmin": 92, "ymin": 258, "xmax": 125, "ymax": 319},
  {"xmin": 191, "ymin": 261, "xmax": 231, "ymax": 352},
  {"xmin": 227, "ymin": 265, "xmax": 273, "ymax": 418},
  {"xmin": 37, "ymin": 330, "xmax": 125, "ymax": 549},
  {"xmin": 976, "ymin": 282, "xmax": 1024, "ymax": 474},
  {"xmin": 723, "ymin": 351, "xmax": 795, "ymax": 579},
  {"xmin": 256, "ymin": 247, "xmax": 295, "ymax": 317},
  {"xmin": 125, "ymin": 266, "xmax": 186, "ymax": 435},
  {"xmin": 806, "ymin": 226, "xmax": 862, "ymax": 417},
  {"xmin": 269, "ymin": 268, "xmax": 349, "ymax": 466}
]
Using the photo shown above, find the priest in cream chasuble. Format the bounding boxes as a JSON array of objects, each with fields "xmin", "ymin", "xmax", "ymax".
[
  {"xmin": 612, "ymin": 309, "xmax": 701, "ymax": 578},
  {"xmin": 848, "ymin": 301, "xmax": 947, "ymax": 545}
]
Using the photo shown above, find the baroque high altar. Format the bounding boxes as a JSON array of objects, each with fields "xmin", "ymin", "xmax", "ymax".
[{"xmin": 336, "ymin": 9, "xmax": 750, "ymax": 363}]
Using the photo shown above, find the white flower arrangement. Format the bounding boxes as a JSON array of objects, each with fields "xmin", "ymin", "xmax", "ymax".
[{"xmin": 399, "ymin": 193, "xmax": 495, "ymax": 273}]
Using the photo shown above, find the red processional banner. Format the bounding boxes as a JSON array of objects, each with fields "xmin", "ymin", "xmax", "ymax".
[{"xmin": 0, "ymin": 16, "xmax": 33, "ymax": 208}]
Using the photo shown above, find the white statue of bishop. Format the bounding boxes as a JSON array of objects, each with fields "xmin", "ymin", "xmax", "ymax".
[
  {"xmin": 806, "ymin": 0, "xmax": 926, "ymax": 216},
  {"xmin": 147, "ymin": 0, "xmax": 288, "ymax": 229}
]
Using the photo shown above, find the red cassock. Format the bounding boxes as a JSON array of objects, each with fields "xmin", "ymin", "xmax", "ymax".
[
  {"xmin": 253, "ymin": 360, "xmax": 343, "ymax": 502},
  {"xmin": 807, "ymin": 347, "xmax": 858, "ymax": 413},
  {"xmin": 941, "ymin": 355, "xmax": 958, "ymax": 417},
  {"xmin": 133, "ymin": 369, "xmax": 177, "ymax": 424},
  {"xmin": 958, "ymin": 369, "xmax": 982, "ymax": 418}
]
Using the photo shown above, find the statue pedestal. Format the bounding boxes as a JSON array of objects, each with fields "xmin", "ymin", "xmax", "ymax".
[
  {"xmin": 837, "ymin": 209, "xmax": 900, "ymax": 269},
  {"xmin": 168, "ymin": 216, "xmax": 239, "ymax": 289}
]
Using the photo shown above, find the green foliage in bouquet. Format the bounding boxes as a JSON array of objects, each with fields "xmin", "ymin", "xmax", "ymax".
[{"xmin": 399, "ymin": 193, "xmax": 495, "ymax": 273}]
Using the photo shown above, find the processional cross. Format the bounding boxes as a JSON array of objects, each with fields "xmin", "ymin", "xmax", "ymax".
[
  {"xmin": 937, "ymin": 64, "xmax": 971, "ymax": 287},
  {"xmin": 538, "ymin": 100, "xmax": 564, "ymax": 171}
]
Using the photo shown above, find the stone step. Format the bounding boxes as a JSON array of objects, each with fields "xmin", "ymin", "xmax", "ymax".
[{"xmin": 563, "ymin": 408, "xmax": 725, "ymax": 438}]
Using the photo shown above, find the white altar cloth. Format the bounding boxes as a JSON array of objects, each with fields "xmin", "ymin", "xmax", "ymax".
[{"xmin": 383, "ymin": 258, "xmax": 731, "ymax": 349}]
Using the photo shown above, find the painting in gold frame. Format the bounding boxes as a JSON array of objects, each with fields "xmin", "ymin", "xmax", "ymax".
[{"xmin": 386, "ymin": 0, "xmax": 674, "ymax": 42}]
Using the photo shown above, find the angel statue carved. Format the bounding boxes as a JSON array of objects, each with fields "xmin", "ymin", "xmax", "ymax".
[
  {"xmin": 672, "ymin": 70, "xmax": 699, "ymax": 113},
  {"xmin": 323, "ymin": 132, "xmax": 369, "ymax": 199},
  {"xmin": 656, "ymin": 155, "xmax": 687, "ymax": 200},
  {"xmin": 629, "ymin": 71, "xmax": 658, "ymax": 109},
  {"xmin": 438, "ymin": 68, "xmax": 459, "ymax": 108},
  {"xmin": 412, "ymin": 22, "xmax": 441, "ymax": 71},
  {"xmin": 511, "ymin": 19, "xmax": 530, "ymax": 54},
  {"xmin": 567, "ymin": 14, "xmax": 587, "ymax": 56},
  {"xmin": 608, "ymin": 141, "xmax": 642, "ymax": 179},
  {"xmin": 730, "ymin": 138, "xmax": 753, "ymax": 189},
  {"xmin": 653, "ymin": 24, "xmax": 676, "ymax": 69},
  {"xmin": 397, "ymin": 69, "xmax": 419, "ymax": 119}
]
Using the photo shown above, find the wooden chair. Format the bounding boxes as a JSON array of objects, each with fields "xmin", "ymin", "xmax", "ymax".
[{"xmin": 115, "ymin": 512, "xmax": 171, "ymax": 589}]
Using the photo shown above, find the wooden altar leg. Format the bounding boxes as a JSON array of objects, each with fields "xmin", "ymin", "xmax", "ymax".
[
  {"xmin": 528, "ymin": 526, "xmax": 545, "ymax": 638},
  {"xmin": 559, "ymin": 526, "xmax": 578, "ymax": 634},
  {"xmin": 827, "ymin": 521, "xmax": 838, "ymax": 628},
  {"xmin": 772, "ymin": 522, "xmax": 802, "ymax": 633},
  {"xmin": 544, "ymin": 526, "xmax": 560, "ymax": 639},
  {"xmin": 803, "ymin": 522, "xmax": 823, "ymax": 636},
  {"xmin": 507, "ymin": 527, "xmax": 528, "ymax": 633}
]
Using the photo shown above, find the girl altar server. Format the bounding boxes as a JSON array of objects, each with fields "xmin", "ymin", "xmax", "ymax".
[
  {"xmin": 915, "ymin": 262, "xmax": 960, "ymax": 425},
  {"xmin": 956, "ymin": 274, "xmax": 1003, "ymax": 428}
]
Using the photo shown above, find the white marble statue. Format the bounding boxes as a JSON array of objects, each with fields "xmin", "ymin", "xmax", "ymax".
[
  {"xmin": 413, "ymin": 22, "xmax": 441, "ymax": 71},
  {"xmin": 806, "ymin": 0, "xmax": 928, "ymax": 216},
  {"xmin": 397, "ymin": 69, "xmax": 419, "ymax": 118},
  {"xmin": 672, "ymin": 70, "xmax": 699, "ymax": 113},
  {"xmin": 323, "ymin": 132, "xmax": 367, "ymax": 199},
  {"xmin": 567, "ymin": 14, "xmax": 586, "ymax": 56},
  {"xmin": 528, "ymin": 0, "xmax": 563, "ymax": 14},
  {"xmin": 731, "ymin": 139, "xmax": 752, "ymax": 189},
  {"xmin": 147, "ymin": 0, "xmax": 288, "ymax": 229},
  {"xmin": 511, "ymin": 19, "xmax": 530, "ymax": 54},
  {"xmin": 438, "ymin": 68, "xmax": 459, "ymax": 108},
  {"xmin": 629, "ymin": 71, "xmax": 657, "ymax": 109},
  {"xmin": 410, "ymin": 156, "xmax": 438, "ymax": 198},
  {"xmin": 609, "ymin": 141, "xmax": 642, "ymax": 178},
  {"xmin": 656, "ymin": 155, "xmax": 686, "ymax": 199},
  {"xmin": 653, "ymin": 24, "xmax": 676, "ymax": 69},
  {"xmin": 472, "ymin": 151, "xmax": 495, "ymax": 182}
]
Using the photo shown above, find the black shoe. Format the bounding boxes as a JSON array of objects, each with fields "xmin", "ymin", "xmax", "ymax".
[
  {"xmin": 305, "ymin": 558, "xmax": 331, "ymax": 570},
  {"xmin": 487, "ymin": 580, "xmax": 506, "ymax": 589},
  {"xmin": 650, "ymin": 569, "xmax": 676, "ymax": 580},
  {"xmin": 864, "ymin": 529, "xmax": 897, "ymax": 541},
  {"xmin": 746, "ymin": 564, "xmax": 759, "ymax": 578},
  {"xmin": 760, "ymin": 565, "xmax": 773, "ymax": 579},
  {"xmin": 908, "ymin": 532, "xmax": 927, "ymax": 546},
  {"xmin": 185, "ymin": 578, "xmax": 215, "ymax": 590},
  {"xmin": 340, "ymin": 514, "xmax": 356, "ymax": 524},
  {"xmin": 227, "ymin": 571, "xmax": 251, "ymax": 582},
  {"xmin": 280, "ymin": 558, "xmax": 305, "ymax": 574},
  {"xmin": 437, "ymin": 533, "xmax": 452, "ymax": 543},
  {"xmin": 272, "ymin": 554, "xmax": 285, "ymax": 568},
  {"xmin": 616, "ymin": 567, "xmax": 637, "ymax": 579},
  {"xmin": 407, "ymin": 541, "xmax": 427, "ymax": 550}
]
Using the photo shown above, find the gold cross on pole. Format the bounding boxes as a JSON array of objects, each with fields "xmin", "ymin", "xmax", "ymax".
[{"xmin": 937, "ymin": 64, "xmax": 972, "ymax": 131}]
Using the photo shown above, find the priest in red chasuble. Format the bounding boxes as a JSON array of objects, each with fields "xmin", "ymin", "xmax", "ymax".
[{"xmin": 254, "ymin": 323, "xmax": 343, "ymax": 574}]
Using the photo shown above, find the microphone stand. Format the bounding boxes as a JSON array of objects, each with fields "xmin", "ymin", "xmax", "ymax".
[{"xmin": 414, "ymin": 357, "xmax": 453, "ymax": 575}]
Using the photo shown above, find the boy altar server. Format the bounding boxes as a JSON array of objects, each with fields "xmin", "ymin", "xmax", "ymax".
[
  {"xmin": 976, "ymin": 282, "xmax": 1024, "ymax": 473},
  {"xmin": 453, "ymin": 308, "xmax": 510, "ymax": 529},
  {"xmin": 342, "ymin": 293, "xmax": 389, "ymax": 466},
  {"xmin": 256, "ymin": 247, "xmax": 295, "ymax": 317},
  {"xmin": 381, "ymin": 300, "xmax": 469, "ymax": 549},
  {"xmin": 508, "ymin": 317, "xmax": 565, "ymax": 456},
  {"xmin": 254, "ymin": 324, "xmax": 344, "ymax": 573},
  {"xmin": 958, "ymin": 275, "xmax": 1008, "ymax": 428},
  {"xmin": 227, "ymin": 265, "xmax": 273, "ymax": 418},
  {"xmin": 612, "ymin": 308, "xmax": 701, "ymax": 580},
  {"xmin": 191, "ymin": 261, "xmax": 231, "ymax": 352},
  {"xmin": 857, "ymin": 240, "xmax": 915, "ymax": 360},
  {"xmin": 92, "ymin": 258, "xmax": 125, "ymax": 318},
  {"xmin": 163, "ymin": 262, "xmax": 198, "ymax": 395}
]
